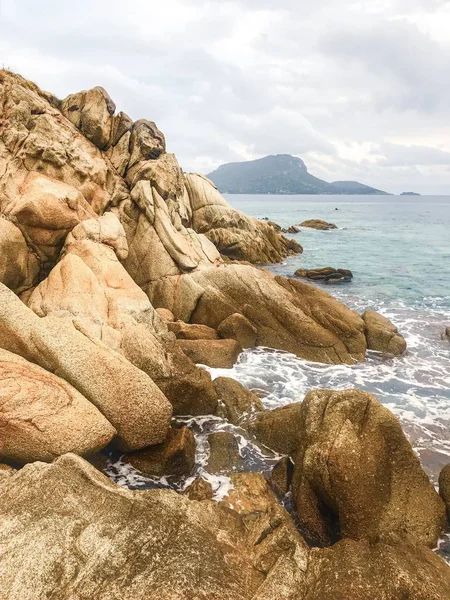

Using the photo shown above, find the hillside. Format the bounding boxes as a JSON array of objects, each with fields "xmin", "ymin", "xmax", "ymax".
[{"xmin": 207, "ymin": 154, "xmax": 389, "ymax": 195}]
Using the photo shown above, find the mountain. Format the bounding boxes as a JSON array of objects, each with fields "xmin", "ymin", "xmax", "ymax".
[{"xmin": 207, "ymin": 154, "xmax": 389, "ymax": 195}]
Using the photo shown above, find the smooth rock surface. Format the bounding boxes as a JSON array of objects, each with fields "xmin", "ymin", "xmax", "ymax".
[
  {"xmin": 246, "ymin": 402, "xmax": 302, "ymax": 456},
  {"xmin": 217, "ymin": 313, "xmax": 258, "ymax": 348},
  {"xmin": 214, "ymin": 376, "xmax": 264, "ymax": 424},
  {"xmin": 176, "ymin": 338, "xmax": 242, "ymax": 369}
]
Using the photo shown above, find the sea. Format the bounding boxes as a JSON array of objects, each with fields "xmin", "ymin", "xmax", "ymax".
[{"xmin": 105, "ymin": 194, "xmax": 450, "ymax": 555}]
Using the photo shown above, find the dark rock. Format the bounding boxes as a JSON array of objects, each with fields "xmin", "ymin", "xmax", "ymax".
[
  {"xmin": 439, "ymin": 464, "xmax": 450, "ymax": 520},
  {"xmin": 268, "ymin": 457, "xmax": 294, "ymax": 497},
  {"xmin": 183, "ymin": 476, "xmax": 213, "ymax": 501},
  {"xmin": 207, "ymin": 432, "xmax": 244, "ymax": 475},
  {"xmin": 123, "ymin": 426, "xmax": 196, "ymax": 477},
  {"xmin": 294, "ymin": 266, "xmax": 353, "ymax": 283}
]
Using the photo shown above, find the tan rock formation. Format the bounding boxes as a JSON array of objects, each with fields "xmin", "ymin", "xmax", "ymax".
[
  {"xmin": 362, "ymin": 310, "xmax": 407, "ymax": 356},
  {"xmin": 0, "ymin": 217, "xmax": 39, "ymax": 293},
  {"xmin": 0, "ymin": 348, "xmax": 115, "ymax": 463},
  {"xmin": 439, "ymin": 464, "xmax": 450, "ymax": 519},
  {"xmin": 221, "ymin": 472, "xmax": 278, "ymax": 514},
  {"xmin": 183, "ymin": 476, "xmax": 214, "ymax": 501},
  {"xmin": 300, "ymin": 219, "xmax": 337, "ymax": 230},
  {"xmin": 0, "ymin": 453, "xmax": 449, "ymax": 600},
  {"xmin": 168, "ymin": 321, "xmax": 218, "ymax": 340},
  {"xmin": 150, "ymin": 265, "xmax": 367, "ymax": 364},
  {"xmin": 184, "ymin": 173, "xmax": 302, "ymax": 263},
  {"xmin": 292, "ymin": 389, "xmax": 446, "ymax": 547},
  {"xmin": 0, "ymin": 283, "xmax": 172, "ymax": 451}
]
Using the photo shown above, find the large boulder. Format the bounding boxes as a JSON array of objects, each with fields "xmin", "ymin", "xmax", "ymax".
[
  {"xmin": 300, "ymin": 219, "xmax": 337, "ymax": 230},
  {"xmin": 305, "ymin": 538, "xmax": 450, "ymax": 600},
  {"xmin": 150, "ymin": 265, "xmax": 367, "ymax": 364},
  {"xmin": 0, "ymin": 283, "xmax": 172, "ymax": 451},
  {"xmin": 0, "ymin": 348, "xmax": 115, "ymax": 463},
  {"xmin": 292, "ymin": 389, "xmax": 447, "ymax": 547},
  {"xmin": 362, "ymin": 310, "xmax": 407, "ymax": 356},
  {"xmin": 295, "ymin": 266, "xmax": 353, "ymax": 283}
]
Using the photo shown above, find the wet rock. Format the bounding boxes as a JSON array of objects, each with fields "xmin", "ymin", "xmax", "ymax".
[
  {"xmin": 176, "ymin": 338, "xmax": 242, "ymax": 368},
  {"xmin": 207, "ymin": 432, "xmax": 244, "ymax": 475},
  {"xmin": 294, "ymin": 266, "xmax": 353, "ymax": 283},
  {"xmin": 441, "ymin": 326, "xmax": 450, "ymax": 341},
  {"xmin": 155, "ymin": 307, "xmax": 176, "ymax": 322},
  {"xmin": 217, "ymin": 313, "xmax": 258, "ymax": 348},
  {"xmin": 123, "ymin": 426, "xmax": 196, "ymax": 477},
  {"xmin": 439, "ymin": 464, "xmax": 450, "ymax": 519},
  {"xmin": 214, "ymin": 377, "xmax": 264, "ymax": 424},
  {"xmin": 268, "ymin": 457, "xmax": 294, "ymax": 497},
  {"xmin": 362, "ymin": 310, "xmax": 407, "ymax": 356},
  {"xmin": 183, "ymin": 476, "xmax": 213, "ymax": 501},
  {"xmin": 0, "ymin": 348, "xmax": 116, "ymax": 463},
  {"xmin": 168, "ymin": 321, "xmax": 218, "ymax": 340},
  {"xmin": 300, "ymin": 219, "xmax": 337, "ymax": 230},
  {"xmin": 221, "ymin": 472, "xmax": 277, "ymax": 514},
  {"xmin": 246, "ymin": 403, "xmax": 302, "ymax": 456},
  {"xmin": 292, "ymin": 388, "xmax": 447, "ymax": 547}
]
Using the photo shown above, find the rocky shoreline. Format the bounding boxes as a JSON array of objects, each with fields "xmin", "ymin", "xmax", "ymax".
[{"xmin": 0, "ymin": 71, "xmax": 449, "ymax": 598}]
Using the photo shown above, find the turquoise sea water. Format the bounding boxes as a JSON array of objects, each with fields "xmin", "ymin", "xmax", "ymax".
[{"xmin": 106, "ymin": 194, "xmax": 450, "ymax": 555}]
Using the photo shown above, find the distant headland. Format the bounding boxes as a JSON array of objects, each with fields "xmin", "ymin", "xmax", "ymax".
[{"xmin": 207, "ymin": 154, "xmax": 390, "ymax": 195}]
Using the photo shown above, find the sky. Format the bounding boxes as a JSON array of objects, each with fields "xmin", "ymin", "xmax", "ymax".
[{"xmin": 1, "ymin": 0, "xmax": 450, "ymax": 194}]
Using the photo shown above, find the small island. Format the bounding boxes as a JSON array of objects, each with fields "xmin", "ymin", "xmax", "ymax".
[{"xmin": 400, "ymin": 192, "xmax": 421, "ymax": 196}]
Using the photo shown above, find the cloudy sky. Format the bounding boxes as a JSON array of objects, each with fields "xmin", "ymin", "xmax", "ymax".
[{"xmin": 1, "ymin": 0, "xmax": 450, "ymax": 193}]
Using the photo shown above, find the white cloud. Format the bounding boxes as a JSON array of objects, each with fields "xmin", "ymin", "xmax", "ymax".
[{"xmin": 1, "ymin": 0, "xmax": 450, "ymax": 192}]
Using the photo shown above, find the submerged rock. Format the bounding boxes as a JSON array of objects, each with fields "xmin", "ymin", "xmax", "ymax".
[
  {"xmin": 206, "ymin": 431, "xmax": 244, "ymax": 475},
  {"xmin": 362, "ymin": 310, "xmax": 407, "ymax": 356},
  {"xmin": 300, "ymin": 219, "xmax": 337, "ymax": 230},
  {"xmin": 268, "ymin": 456, "xmax": 294, "ymax": 497},
  {"xmin": 292, "ymin": 388, "xmax": 446, "ymax": 547}
]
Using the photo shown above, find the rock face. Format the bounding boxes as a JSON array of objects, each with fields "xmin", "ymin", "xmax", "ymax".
[
  {"xmin": 292, "ymin": 389, "xmax": 446, "ymax": 548},
  {"xmin": 0, "ymin": 348, "xmax": 115, "ymax": 463},
  {"xmin": 300, "ymin": 219, "xmax": 337, "ymax": 230},
  {"xmin": 1, "ymin": 454, "xmax": 449, "ymax": 600},
  {"xmin": 295, "ymin": 266, "xmax": 353, "ymax": 283},
  {"xmin": 0, "ymin": 283, "xmax": 172, "ymax": 451},
  {"xmin": 362, "ymin": 310, "xmax": 407, "ymax": 356}
]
